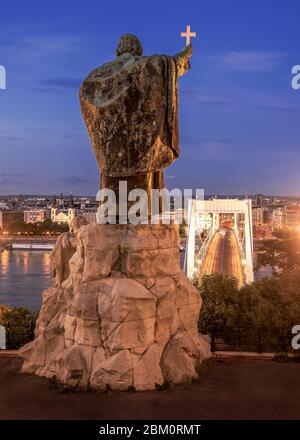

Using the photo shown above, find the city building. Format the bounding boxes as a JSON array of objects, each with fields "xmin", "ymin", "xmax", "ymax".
[
  {"xmin": 255, "ymin": 194, "xmax": 264, "ymax": 207},
  {"xmin": 24, "ymin": 209, "xmax": 50, "ymax": 224},
  {"xmin": 272, "ymin": 208, "xmax": 284, "ymax": 229},
  {"xmin": 0, "ymin": 210, "xmax": 23, "ymax": 230},
  {"xmin": 0, "ymin": 202, "xmax": 9, "ymax": 210},
  {"xmin": 263, "ymin": 208, "xmax": 273, "ymax": 225},
  {"xmin": 284, "ymin": 207, "xmax": 300, "ymax": 228},
  {"xmin": 51, "ymin": 207, "xmax": 76, "ymax": 225},
  {"xmin": 252, "ymin": 207, "xmax": 265, "ymax": 226},
  {"xmin": 271, "ymin": 206, "xmax": 300, "ymax": 229}
]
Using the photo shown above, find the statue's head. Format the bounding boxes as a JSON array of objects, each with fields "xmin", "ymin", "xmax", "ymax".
[{"xmin": 116, "ymin": 34, "xmax": 143, "ymax": 57}]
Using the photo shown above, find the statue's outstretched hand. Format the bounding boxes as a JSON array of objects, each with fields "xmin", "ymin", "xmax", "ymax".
[
  {"xmin": 174, "ymin": 44, "xmax": 193, "ymax": 76},
  {"xmin": 183, "ymin": 44, "xmax": 193, "ymax": 58}
]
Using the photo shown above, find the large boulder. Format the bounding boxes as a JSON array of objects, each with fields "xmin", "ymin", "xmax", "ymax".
[{"xmin": 20, "ymin": 224, "xmax": 211, "ymax": 391}]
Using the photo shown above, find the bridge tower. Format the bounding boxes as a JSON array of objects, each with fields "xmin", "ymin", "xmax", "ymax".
[{"xmin": 184, "ymin": 198, "xmax": 254, "ymax": 284}]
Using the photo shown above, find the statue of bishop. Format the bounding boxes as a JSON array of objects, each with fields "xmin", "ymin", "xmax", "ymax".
[{"xmin": 80, "ymin": 34, "xmax": 192, "ymax": 205}]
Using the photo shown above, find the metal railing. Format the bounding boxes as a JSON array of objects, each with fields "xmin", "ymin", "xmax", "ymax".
[
  {"xmin": 3, "ymin": 321, "xmax": 35, "ymax": 350},
  {"xmin": 208, "ymin": 327, "xmax": 293, "ymax": 353}
]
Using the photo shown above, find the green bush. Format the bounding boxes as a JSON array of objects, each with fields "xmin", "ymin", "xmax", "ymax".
[
  {"xmin": 3, "ymin": 219, "xmax": 68, "ymax": 235},
  {"xmin": 0, "ymin": 305, "xmax": 37, "ymax": 349},
  {"xmin": 194, "ymin": 273, "xmax": 300, "ymax": 353}
]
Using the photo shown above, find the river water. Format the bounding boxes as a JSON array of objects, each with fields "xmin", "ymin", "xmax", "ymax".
[
  {"xmin": 0, "ymin": 248, "xmax": 270, "ymax": 312},
  {"xmin": 0, "ymin": 250, "xmax": 52, "ymax": 310},
  {"xmin": 0, "ymin": 249, "xmax": 185, "ymax": 312}
]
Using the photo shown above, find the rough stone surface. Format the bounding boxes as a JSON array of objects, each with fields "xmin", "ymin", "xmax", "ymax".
[{"xmin": 20, "ymin": 223, "xmax": 211, "ymax": 391}]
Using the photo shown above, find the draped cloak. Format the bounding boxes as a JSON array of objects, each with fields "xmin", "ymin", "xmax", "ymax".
[{"xmin": 80, "ymin": 53, "xmax": 180, "ymax": 178}]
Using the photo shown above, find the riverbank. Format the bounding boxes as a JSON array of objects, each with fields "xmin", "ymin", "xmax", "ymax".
[
  {"xmin": 0, "ymin": 236, "xmax": 57, "ymax": 251},
  {"xmin": 0, "ymin": 235, "xmax": 58, "ymax": 242}
]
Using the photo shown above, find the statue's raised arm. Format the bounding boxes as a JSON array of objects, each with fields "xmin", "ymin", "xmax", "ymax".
[{"xmin": 173, "ymin": 44, "xmax": 193, "ymax": 77}]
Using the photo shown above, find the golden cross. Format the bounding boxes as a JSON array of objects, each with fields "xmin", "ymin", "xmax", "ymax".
[{"xmin": 180, "ymin": 25, "xmax": 196, "ymax": 46}]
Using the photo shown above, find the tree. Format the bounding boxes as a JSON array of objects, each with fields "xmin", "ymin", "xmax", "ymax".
[
  {"xmin": 195, "ymin": 274, "xmax": 239, "ymax": 341},
  {"xmin": 239, "ymin": 275, "xmax": 300, "ymax": 352},
  {"xmin": 256, "ymin": 228, "xmax": 300, "ymax": 276},
  {"xmin": 194, "ymin": 272, "xmax": 300, "ymax": 353},
  {"xmin": 5, "ymin": 219, "xmax": 69, "ymax": 235},
  {"xmin": 0, "ymin": 305, "xmax": 37, "ymax": 349},
  {"xmin": 179, "ymin": 220, "xmax": 187, "ymax": 237}
]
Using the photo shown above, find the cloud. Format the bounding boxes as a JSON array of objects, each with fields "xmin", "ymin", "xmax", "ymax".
[
  {"xmin": 0, "ymin": 173, "xmax": 28, "ymax": 185},
  {"xmin": 181, "ymin": 90, "xmax": 239, "ymax": 107},
  {"xmin": 181, "ymin": 136, "xmax": 238, "ymax": 161},
  {"xmin": 0, "ymin": 35, "xmax": 82, "ymax": 62},
  {"xmin": 0, "ymin": 129, "xmax": 28, "ymax": 142},
  {"xmin": 0, "ymin": 173, "xmax": 27, "ymax": 177},
  {"xmin": 0, "ymin": 128, "xmax": 42, "ymax": 143},
  {"xmin": 60, "ymin": 176, "xmax": 94, "ymax": 185},
  {"xmin": 37, "ymin": 78, "xmax": 81, "ymax": 90},
  {"xmin": 182, "ymin": 135, "xmax": 235, "ymax": 146},
  {"xmin": 259, "ymin": 105, "xmax": 300, "ymax": 113},
  {"xmin": 206, "ymin": 52, "xmax": 283, "ymax": 72},
  {"xmin": 272, "ymin": 149, "xmax": 300, "ymax": 160}
]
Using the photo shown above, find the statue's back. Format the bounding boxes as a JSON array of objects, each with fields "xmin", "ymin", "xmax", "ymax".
[{"xmin": 80, "ymin": 52, "xmax": 179, "ymax": 178}]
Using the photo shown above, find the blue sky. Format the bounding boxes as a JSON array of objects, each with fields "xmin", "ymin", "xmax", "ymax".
[{"xmin": 0, "ymin": 0, "xmax": 300, "ymax": 196}]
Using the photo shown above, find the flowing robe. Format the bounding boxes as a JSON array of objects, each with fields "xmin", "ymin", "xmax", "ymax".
[{"xmin": 80, "ymin": 53, "xmax": 183, "ymax": 180}]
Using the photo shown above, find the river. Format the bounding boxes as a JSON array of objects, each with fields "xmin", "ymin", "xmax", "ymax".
[
  {"xmin": 0, "ymin": 250, "xmax": 52, "ymax": 310},
  {"xmin": 0, "ymin": 247, "xmax": 270, "ymax": 312}
]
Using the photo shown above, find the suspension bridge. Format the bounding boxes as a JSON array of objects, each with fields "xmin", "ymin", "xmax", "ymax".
[{"xmin": 184, "ymin": 199, "xmax": 254, "ymax": 286}]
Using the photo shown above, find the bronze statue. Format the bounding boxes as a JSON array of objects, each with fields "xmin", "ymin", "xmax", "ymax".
[{"xmin": 80, "ymin": 34, "xmax": 192, "ymax": 211}]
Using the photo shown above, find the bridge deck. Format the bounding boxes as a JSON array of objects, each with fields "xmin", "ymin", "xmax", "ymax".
[{"xmin": 200, "ymin": 229, "xmax": 244, "ymax": 286}]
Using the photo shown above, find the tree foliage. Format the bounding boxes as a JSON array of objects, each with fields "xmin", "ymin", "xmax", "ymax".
[
  {"xmin": 195, "ymin": 272, "xmax": 300, "ymax": 353},
  {"xmin": 0, "ymin": 305, "xmax": 37, "ymax": 349},
  {"xmin": 256, "ymin": 228, "xmax": 300, "ymax": 275},
  {"xmin": 179, "ymin": 220, "xmax": 187, "ymax": 237},
  {"xmin": 194, "ymin": 274, "xmax": 239, "ymax": 336},
  {"xmin": 2, "ymin": 219, "xmax": 68, "ymax": 235}
]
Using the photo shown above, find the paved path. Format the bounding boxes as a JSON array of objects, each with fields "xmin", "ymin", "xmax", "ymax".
[{"xmin": 0, "ymin": 357, "xmax": 299, "ymax": 419}]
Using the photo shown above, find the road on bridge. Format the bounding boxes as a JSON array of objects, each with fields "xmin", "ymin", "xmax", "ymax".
[{"xmin": 200, "ymin": 229, "xmax": 244, "ymax": 286}]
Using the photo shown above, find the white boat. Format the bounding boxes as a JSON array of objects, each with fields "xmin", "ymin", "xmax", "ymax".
[{"xmin": 11, "ymin": 243, "xmax": 55, "ymax": 250}]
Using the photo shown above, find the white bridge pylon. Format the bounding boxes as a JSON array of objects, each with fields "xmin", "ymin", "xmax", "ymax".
[{"xmin": 184, "ymin": 198, "xmax": 254, "ymax": 284}]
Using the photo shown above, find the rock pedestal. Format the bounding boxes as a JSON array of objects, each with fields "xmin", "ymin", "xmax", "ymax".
[{"xmin": 20, "ymin": 224, "xmax": 211, "ymax": 391}]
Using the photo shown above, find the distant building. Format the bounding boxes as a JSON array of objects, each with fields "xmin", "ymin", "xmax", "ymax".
[
  {"xmin": 255, "ymin": 194, "xmax": 264, "ymax": 207},
  {"xmin": 264, "ymin": 208, "xmax": 273, "ymax": 225},
  {"xmin": 272, "ymin": 208, "xmax": 284, "ymax": 229},
  {"xmin": 272, "ymin": 206, "xmax": 300, "ymax": 229},
  {"xmin": 0, "ymin": 210, "xmax": 23, "ymax": 230},
  {"xmin": 0, "ymin": 202, "xmax": 8, "ymax": 210},
  {"xmin": 24, "ymin": 209, "xmax": 50, "ymax": 224},
  {"xmin": 51, "ymin": 207, "xmax": 76, "ymax": 225},
  {"xmin": 252, "ymin": 207, "xmax": 264, "ymax": 226},
  {"xmin": 50, "ymin": 193, "xmax": 76, "ymax": 225},
  {"xmin": 284, "ymin": 207, "xmax": 300, "ymax": 228}
]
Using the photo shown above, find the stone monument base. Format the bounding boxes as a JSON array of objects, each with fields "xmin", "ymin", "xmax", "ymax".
[{"xmin": 20, "ymin": 224, "xmax": 211, "ymax": 391}]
